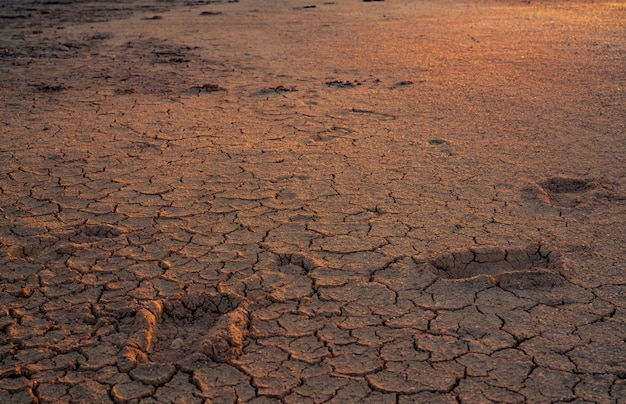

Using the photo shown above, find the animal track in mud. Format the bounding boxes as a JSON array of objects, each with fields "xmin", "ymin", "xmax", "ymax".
[
  {"xmin": 325, "ymin": 80, "xmax": 362, "ymax": 88},
  {"xmin": 539, "ymin": 177, "xmax": 594, "ymax": 194},
  {"xmin": 537, "ymin": 177, "xmax": 597, "ymax": 208},
  {"xmin": 79, "ymin": 223, "xmax": 124, "ymax": 238},
  {"xmin": 122, "ymin": 292, "xmax": 249, "ymax": 370},
  {"xmin": 33, "ymin": 83, "xmax": 66, "ymax": 93},
  {"xmin": 523, "ymin": 176, "xmax": 625, "ymax": 209},
  {"xmin": 187, "ymin": 83, "xmax": 226, "ymax": 94},
  {"xmin": 427, "ymin": 138, "xmax": 455, "ymax": 156},
  {"xmin": 430, "ymin": 243, "xmax": 564, "ymax": 289},
  {"xmin": 393, "ymin": 80, "xmax": 414, "ymax": 88},
  {"xmin": 252, "ymin": 85, "xmax": 298, "ymax": 97},
  {"xmin": 185, "ymin": 0, "xmax": 225, "ymax": 5}
]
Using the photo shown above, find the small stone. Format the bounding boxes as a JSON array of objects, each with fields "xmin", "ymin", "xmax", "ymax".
[
  {"xmin": 170, "ymin": 338, "xmax": 184, "ymax": 350},
  {"xmin": 159, "ymin": 260, "xmax": 172, "ymax": 270}
]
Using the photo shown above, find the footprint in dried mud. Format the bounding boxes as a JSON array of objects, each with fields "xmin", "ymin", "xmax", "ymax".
[
  {"xmin": 427, "ymin": 138, "xmax": 455, "ymax": 156},
  {"xmin": 33, "ymin": 83, "xmax": 66, "ymax": 93},
  {"xmin": 430, "ymin": 243, "xmax": 564, "ymax": 290},
  {"xmin": 251, "ymin": 85, "xmax": 298, "ymax": 97},
  {"xmin": 540, "ymin": 177, "xmax": 593, "ymax": 194},
  {"xmin": 187, "ymin": 83, "xmax": 226, "ymax": 94},
  {"xmin": 393, "ymin": 80, "xmax": 415, "ymax": 88},
  {"xmin": 79, "ymin": 223, "xmax": 124, "ymax": 238},
  {"xmin": 114, "ymin": 88, "xmax": 136, "ymax": 95},
  {"xmin": 539, "ymin": 177, "xmax": 597, "ymax": 208},
  {"xmin": 325, "ymin": 80, "xmax": 362, "ymax": 88},
  {"xmin": 120, "ymin": 292, "xmax": 249, "ymax": 371},
  {"xmin": 523, "ymin": 176, "xmax": 624, "ymax": 209},
  {"xmin": 150, "ymin": 43, "xmax": 197, "ymax": 64}
]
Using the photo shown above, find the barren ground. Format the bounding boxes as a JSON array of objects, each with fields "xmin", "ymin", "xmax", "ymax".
[{"xmin": 1, "ymin": 0, "xmax": 626, "ymax": 402}]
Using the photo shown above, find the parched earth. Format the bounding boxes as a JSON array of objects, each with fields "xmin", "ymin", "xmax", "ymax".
[{"xmin": 1, "ymin": 0, "xmax": 625, "ymax": 402}]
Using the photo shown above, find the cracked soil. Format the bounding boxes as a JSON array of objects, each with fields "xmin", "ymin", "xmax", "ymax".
[{"xmin": 1, "ymin": 0, "xmax": 626, "ymax": 402}]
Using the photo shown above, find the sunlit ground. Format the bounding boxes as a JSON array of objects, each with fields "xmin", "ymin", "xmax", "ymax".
[{"xmin": 0, "ymin": 0, "xmax": 625, "ymax": 402}]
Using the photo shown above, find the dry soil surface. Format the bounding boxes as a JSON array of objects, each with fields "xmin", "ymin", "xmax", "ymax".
[{"xmin": 1, "ymin": 0, "xmax": 626, "ymax": 402}]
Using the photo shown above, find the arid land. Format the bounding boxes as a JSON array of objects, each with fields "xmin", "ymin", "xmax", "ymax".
[{"xmin": 1, "ymin": 0, "xmax": 626, "ymax": 402}]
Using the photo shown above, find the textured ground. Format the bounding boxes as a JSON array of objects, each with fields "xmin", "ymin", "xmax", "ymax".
[{"xmin": 1, "ymin": 0, "xmax": 626, "ymax": 402}]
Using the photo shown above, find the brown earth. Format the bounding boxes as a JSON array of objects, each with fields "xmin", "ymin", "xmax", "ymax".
[{"xmin": 1, "ymin": 0, "xmax": 625, "ymax": 402}]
